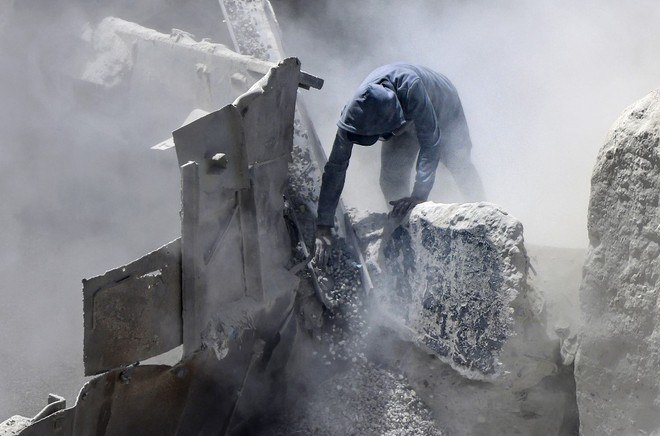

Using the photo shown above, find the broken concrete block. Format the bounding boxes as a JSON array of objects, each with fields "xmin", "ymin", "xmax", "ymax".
[
  {"xmin": 352, "ymin": 202, "xmax": 578, "ymax": 435},
  {"xmin": 380, "ymin": 202, "xmax": 532, "ymax": 379},
  {"xmin": 575, "ymin": 89, "xmax": 660, "ymax": 435},
  {"xmin": 0, "ymin": 415, "xmax": 30, "ymax": 436},
  {"xmin": 83, "ymin": 239, "xmax": 182, "ymax": 376}
]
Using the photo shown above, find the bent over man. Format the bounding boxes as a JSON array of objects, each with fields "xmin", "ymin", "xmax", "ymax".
[{"xmin": 314, "ymin": 63, "xmax": 485, "ymax": 265}]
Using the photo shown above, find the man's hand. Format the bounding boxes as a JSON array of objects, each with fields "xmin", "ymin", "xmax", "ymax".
[
  {"xmin": 313, "ymin": 225, "xmax": 333, "ymax": 267},
  {"xmin": 389, "ymin": 196, "xmax": 424, "ymax": 219}
]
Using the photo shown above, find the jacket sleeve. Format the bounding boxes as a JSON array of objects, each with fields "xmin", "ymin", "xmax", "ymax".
[
  {"xmin": 316, "ymin": 129, "xmax": 354, "ymax": 227},
  {"xmin": 406, "ymin": 79, "xmax": 442, "ymax": 200}
]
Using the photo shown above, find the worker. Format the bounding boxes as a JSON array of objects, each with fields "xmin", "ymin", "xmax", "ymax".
[{"xmin": 314, "ymin": 63, "xmax": 485, "ymax": 266}]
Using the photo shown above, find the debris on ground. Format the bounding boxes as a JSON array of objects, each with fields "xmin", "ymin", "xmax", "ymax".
[{"xmin": 273, "ymin": 361, "xmax": 444, "ymax": 436}]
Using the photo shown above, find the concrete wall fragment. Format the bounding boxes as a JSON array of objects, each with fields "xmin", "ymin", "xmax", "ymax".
[
  {"xmin": 80, "ymin": 17, "xmax": 276, "ymax": 131},
  {"xmin": 575, "ymin": 89, "xmax": 660, "ymax": 435},
  {"xmin": 83, "ymin": 239, "xmax": 182, "ymax": 376},
  {"xmin": 380, "ymin": 203, "xmax": 531, "ymax": 379},
  {"xmin": 173, "ymin": 58, "xmax": 300, "ymax": 357}
]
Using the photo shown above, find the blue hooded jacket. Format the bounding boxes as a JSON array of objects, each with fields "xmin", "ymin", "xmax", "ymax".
[{"xmin": 317, "ymin": 63, "xmax": 464, "ymax": 227}]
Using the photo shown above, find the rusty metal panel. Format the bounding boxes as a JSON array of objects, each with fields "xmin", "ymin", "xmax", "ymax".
[{"xmin": 83, "ymin": 240, "xmax": 182, "ymax": 376}]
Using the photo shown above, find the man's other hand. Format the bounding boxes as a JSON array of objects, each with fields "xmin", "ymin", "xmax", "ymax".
[
  {"xmin": 314, "ymin": 225, "xmax": 333, "ymax": 267},
  {"xmin": 389, "ymin": 196, "xmax": 424, "ymax": 219}
]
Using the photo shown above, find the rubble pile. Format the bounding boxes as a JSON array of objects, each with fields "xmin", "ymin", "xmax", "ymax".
[
  {"xmin": 311, "ymin": 242, "xmax": 369, "ymax": 364},
  {"xmin": 274, "ymin": 361, "xmax": 443, "ymax": 436},
  {"xmin": 288, "ymin": 117, "xmax": 322, "ymax": 214},
  {"xmin": 283, "ymin": 201, "xmax": 446, "ymax": 433},
  {"xmin": 289, "ymin": 235, "xmax": 369, "ymax": 364},
  {"xmin": 317, "ymin": 240, "xmax": 363, "ymax": 308},
  {"xmin": 220, "ymin": 0, "xmax": 282, "ymax": 62}
]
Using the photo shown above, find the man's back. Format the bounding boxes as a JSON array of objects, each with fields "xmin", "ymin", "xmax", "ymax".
[{"xmin": 359, "ymin": 63, "xmax": 463, "ymax": 124}]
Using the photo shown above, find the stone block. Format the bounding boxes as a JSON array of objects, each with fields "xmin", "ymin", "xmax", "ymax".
[
  {"xmin": 575, "ymin": 89, "xmax": 660, "ymax": 435},
  {"xmin": 381, "ymin": 202, "xmax": 534, "ymax": 379},
  {"xmin": 351, "ymin": 202, "xmax": 578, "ymax": 435}
]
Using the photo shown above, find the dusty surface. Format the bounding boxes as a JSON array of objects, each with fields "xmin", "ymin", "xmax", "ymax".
[
  {"xmin": 575, "ymin": 89, "xmax": 660, "ymax": 435},
  {"xmin": 526, "ymin": 244, "xmax": 584, "ymax": 335}
]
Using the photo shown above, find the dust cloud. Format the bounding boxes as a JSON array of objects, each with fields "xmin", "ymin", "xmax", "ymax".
[
  {"xmin": 0, "ymin": 0, "xmax": 658, "ymax": 423},
  {"xmin": 272, "ymin": 0, "xmax": 660, "ymax": 248},
  {"xmin": 0, "ymin": 1, "xmax": 206, "ymax": 417}
]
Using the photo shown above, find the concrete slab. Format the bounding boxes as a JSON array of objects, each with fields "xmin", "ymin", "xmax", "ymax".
[{"xmin": 174, "ymin": 59, "xmax": 301, "ymax": 357}]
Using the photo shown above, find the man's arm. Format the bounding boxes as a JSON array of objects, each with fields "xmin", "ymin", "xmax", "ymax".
[
  {"xmin": 316, "ymin": 129, "xmax": 353, "ymax": 227},
  {"xmin": 406, "ymin": 79, "xmax": 442, "ymax": 201}
]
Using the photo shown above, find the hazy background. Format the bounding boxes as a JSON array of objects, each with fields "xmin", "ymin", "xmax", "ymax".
[
  {"xmin": 0, "ymin": 0, "xmax": 659, "ymax": 420},
  {"xmin": 274, "ymin": 0, "xmax": 660, "ymax": 248}
]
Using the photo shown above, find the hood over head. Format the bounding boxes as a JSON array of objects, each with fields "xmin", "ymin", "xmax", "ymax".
[{"xmin": 337, "ymin": 82, "xmax": 405, "ymax": 144}]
